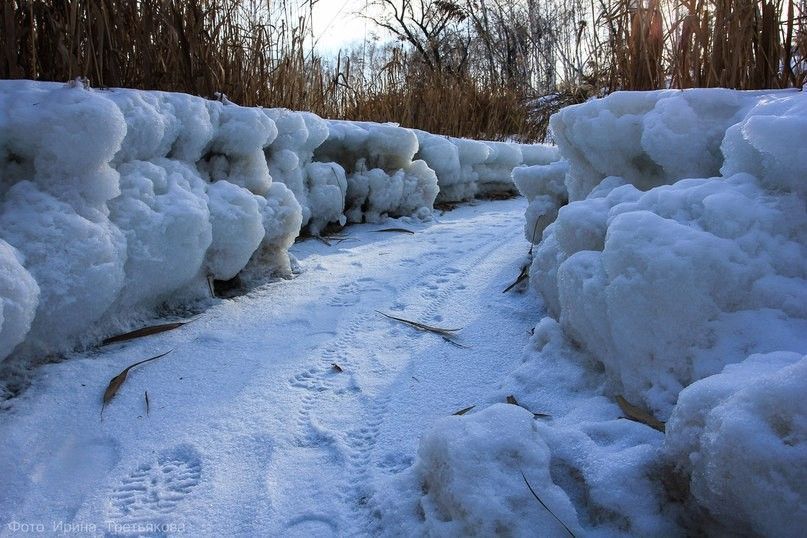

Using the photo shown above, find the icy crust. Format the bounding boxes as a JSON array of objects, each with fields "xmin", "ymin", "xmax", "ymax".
[
  {"xmin": 506, "ymin": 88, "xmax": 807, "ymax": 534},
  {"xmin": 317, "ymin": 120, "xmax": 439, "ymax": 222},
  {"xmin": 550, "ymin": 88, "xmax": 797, "ymax": 201},
  {"xmin": 0, "ymin": 80, "xmax": 303, "ymax": 365}
]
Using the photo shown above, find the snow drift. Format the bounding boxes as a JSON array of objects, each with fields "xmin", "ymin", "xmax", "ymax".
[
  {"xmin": 0, "ymin": 79, "xmax": 545, "ymax": 380},
  {"xmin": 393, "ymin": 89, "xmax": 805, "ymax": 536},
  {"xmin": 508, "ymin": 88, "xmax": 807, "ymax": 535}
]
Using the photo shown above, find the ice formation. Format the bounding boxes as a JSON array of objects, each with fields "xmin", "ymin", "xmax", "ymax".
[
  {"xmin": 506, "ymin": 88, "xmax": 807, "ymax": 534},
  {"xmin": 0, "ymin": 80, "xmax": 542, "ymax": 371},
  {"xmin": 378, "ymin": 404, "xmax": 582, "ymax": 537},
  {"xmin": 316, "ymin": 121, "xmax": 439, "ymax": 222}
]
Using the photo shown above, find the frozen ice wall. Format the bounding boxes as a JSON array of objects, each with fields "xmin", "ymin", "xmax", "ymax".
[
  {"xmin": 316, "ymin": 121, "xmax": 439, "ymax": 222},
  {"xmin": 263, "ymin": 109, "xmax": 347, "ymax": 235},
  {"xmin": 550, "ymin": 89, "xmax": 788, "ymax": 201},
  {"xmin": 0, "ymin": 80, "xmax": 540, "ymax": 373},
  {"xmin": 513, "ymin": 88, "xmax": 806, "ymax": 535},
  {"xmin": 0, "ymin": 80, "xmax": 305, "ymax": 370}
]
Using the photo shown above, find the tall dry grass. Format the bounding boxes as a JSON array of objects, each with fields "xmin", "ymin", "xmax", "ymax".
[{"xmin": 1, "ymin": 0, "xmax": 804, "ymax": 141}]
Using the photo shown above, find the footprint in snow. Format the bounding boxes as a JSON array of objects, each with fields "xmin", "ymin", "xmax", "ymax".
[{"xmin": 107, "ymin": 445, "xmax": 201, "ymax": 527}]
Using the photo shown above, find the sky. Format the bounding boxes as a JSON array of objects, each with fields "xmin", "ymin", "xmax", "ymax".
[{"xmin": 311, "ymin": 0, "xmax": 384, "ymax": 54}]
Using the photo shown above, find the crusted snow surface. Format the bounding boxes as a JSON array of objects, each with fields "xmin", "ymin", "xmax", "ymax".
[{"xmin": 0, "ymin": 199, "xmax": 548, "ymax": 536}]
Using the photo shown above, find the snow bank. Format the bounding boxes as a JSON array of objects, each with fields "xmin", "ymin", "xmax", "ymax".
[
  {"xmin": 379, "ymin": 403, "xmax": 581, "ymax": 537},
  {"xmin": 316, "ymin": 121, "xmax": 438, "ymax": 222},
  {"xmin": 550, "ymin": 89, "xmax": 785, "ymax": 201},
  {"xmin": 263, "ymin": 109, "xmax": 346, "ymax": 235},
  {"xmin": 0, "ymin": 80, "xmax": 539, "ymax": 377},
  {"xmin": 507, "ymin": 88, "xmax": 807, "ymax": 533},
  {"xmin": 666, "ymin": 352, "xmax": 807, "ymax": 537},
  {"xmin": 0, "ymin": 80, "xmax": 302, "ymax": 370},
  {"xmin": 413, "ymin": 132, "xmax": 559, "ymax": 203},
  {"xmin": 526, "ymin": 89, "xmax": 807, "ymax": 417}
]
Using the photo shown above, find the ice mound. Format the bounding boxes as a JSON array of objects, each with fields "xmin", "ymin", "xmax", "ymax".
[
  {"xmin": 0, "ymin": 181, "xmax": 127, "ymax": 353},
  {"xmin": 317, "ymin": 121, "xmax": 438, "ymax": 223},
  {"xmin": 513, "ymin": 160, "xmax": 569, "ymax": 244},
  {"xmin": 512, "ymin": 88, "xmax": 806, "ymax": 533},
  {"xmin": 550, "ymin": 88, "xmax": 795, "ymax": 201},
  {"xmin": 474, "ymin": 141, "xmax": 523, "ymax": 196},
  {"xmin": 527, "ymin": 89, "xmax": 807, "ymax": 417},
  {"xmin": 379, "ymin": 403, "xmax": 581, "ymax": 537},
  {"xmin": 666, "ymin": 352, "xmax": 807, "ymax": 537},
  {"xmin": 110, "ymin": 158, "xmax": 212, "ymax": 308},
  {"xmin": 0, "ymin": 240, "xmax": 38, "ymax": 361},
  {"xmin": 0, "ymin": 81, "xmax": 304, "ymax": 367},
  {"xmin": 263, "ymin": 109, "xmax": 340, "ymax": 233}
]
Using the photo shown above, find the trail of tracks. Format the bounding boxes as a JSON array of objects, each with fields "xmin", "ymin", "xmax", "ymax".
[{"xmin": 0, "ymin": 198, "xmax": 537, "ymax": 536}]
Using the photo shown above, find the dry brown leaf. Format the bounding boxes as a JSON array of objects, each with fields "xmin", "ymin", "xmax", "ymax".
[
  {"xmin": 102, "ymin": 319, "xmax": 195, "ymax": 346},
  {"xmin": 144, "ymin": 390, "xmax": 150, "ymax": 416},
  {"xmin": 101, "ymin": 350, "xmax": 172, "ymax": 413},
  {"xmin": 616, "ymin": 395, "xmax": 665, "ymax": 432},
  {"xmin": 506, "ymin": 394, "xmax": 551, "ymax": 418},
  {"xmin": 331, "ymin": 363, "xmax": 344, "ymax": 373},
  {"xmin": 374, "ymin": 227, "xmax": 415, "ymax": 234},
  {"xmin": 453, "ymin": 405, "xmax": 475, "ymax": 416},
  {"xmin": 442, "ymin": 335, "xmax": 471, "ymax": 349},
  {"xmin": 376, "ymin": 311, "xmax": 461, "ymax": 335},
  {"xmin": 503, "ymin": 263, "xmax": 530, "ymax": 293}
]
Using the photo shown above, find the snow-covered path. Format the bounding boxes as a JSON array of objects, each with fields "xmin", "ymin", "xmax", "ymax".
[{"xmin": 0, "ymin": 198, "xmax": 537, "ymax": 536}]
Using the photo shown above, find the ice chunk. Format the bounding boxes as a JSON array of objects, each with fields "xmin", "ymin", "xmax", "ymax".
[
  {"xmin": 0, "ymin": 181, "xmax": 125, "ymax": 352},
  {"xmin": 0, "ymin": 241, "xmax": 39, "ymax": 360},
  {"xmin": 666, "ymin": 352, "xmax": 807, "ymax": 537},
  {"xmin": 382, "ymin": 403, "xmax": 580, "ymax": 536},
  {"xmin": 110, "ymin": 159, "xmax": 211, "ymax": 307}
]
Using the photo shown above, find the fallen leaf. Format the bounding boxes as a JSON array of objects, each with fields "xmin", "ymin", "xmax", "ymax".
[
  {"xmin": 374, "ymin": 227, "xmax": 415, "ymax": 234},
  {"xmin": 507, "ymin": 394, "xmax": 551, "ymax": 419},
  {"xmin": 331, "ymin": 363, "xmax": 344, "ymax": 373},
  {"xmin": 442, "ymin": 335, "xmax": 471, "ymax": 349},
  {"xmin": 453, "ymin": 405, "xmax": 475, "ymax": 416},
  {"xmin": 102, "ymin": 319, "xmax": 196, "ymax": 346},
  {"xmin": 503, "ymin": 263, "xmax": 530, "ymax": 293},
  {"xmin": 616, "ymin": 395, "xmax": 665, "ymax": 432},
  {"xmin": 376, "ymin": 311, "xmax": 461, "ymax": 335},
  {"xmin": 521, "ymin": 470, "xmax": 576, "ymax": 537},
  {"xmin": 101, "ymin": 350, "xmax": 172, "ymax": 413},
  {"xmin": 144, "ymin": 390, "xmax": 150, "ymax": 416}
]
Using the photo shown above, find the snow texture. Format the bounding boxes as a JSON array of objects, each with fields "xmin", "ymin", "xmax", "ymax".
[
  {"xmin": 316, "ymin": 120, "xmax": 439, "ymax": 222},
  {"xmin": 666, "ymin": 351, "xmax": 807, "ymax": 537},
  {"xmin": 508, "ymin": 88, "xmax": 807, "ymax": 534},
  {"xmin": 0, "ymin": 80, "xmax": 540, "ymax": 374},
  {"xmin": 380, "ymin": 403, "xmax": 582, "ymax": 537}
]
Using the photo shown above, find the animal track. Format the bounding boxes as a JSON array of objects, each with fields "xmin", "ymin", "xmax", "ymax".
[{"xmin": 108, "ymin": 445, "xmax": 201, "ymax": 524}]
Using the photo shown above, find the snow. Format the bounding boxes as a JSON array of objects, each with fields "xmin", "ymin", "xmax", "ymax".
[
  {"xmin": 379, "ymin": 403, "xmax": 582, "ymax": 537},
  {"xmin": 0, "ymin": 240, "xmax": 38, "ymax": 364},
  {"xmin": 509, "ymin": 87, "xmax": 807, "ymax": 535},
  {"xmin": 666, "ymin": 351, "xmax": 807, "ymax": 537},
  {"xmin": 0, "ymin": 198, "xmax": 540, "ymax": 536},
  {"xmin": 0, "ymin": 80, "xmax": 539, "ymax": 374},
  {"xmin": 1, "ymin": 81, "xmax": 803, "ymax": 536},
  {"xmin": 550, "ymin": 88, "xmax": 796, "ymax": 201},
  {"xmin": 317, "ymin": 120, "xmax": 439, "ymax": 222}
]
